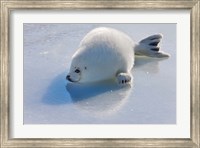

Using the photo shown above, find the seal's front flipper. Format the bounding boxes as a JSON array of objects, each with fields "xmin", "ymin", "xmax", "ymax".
[
  {"xmin": 116, "ymin": 73, "xmax": 132, "ymax": 85},
  {"xmin": 135, "ymin": 34, "xmax": 170, "ymax": 58}
]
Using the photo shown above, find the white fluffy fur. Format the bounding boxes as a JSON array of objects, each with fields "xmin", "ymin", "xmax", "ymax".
[{"xmin": 67, "ymin": 27, "xmax": 169, "ymax": 84}]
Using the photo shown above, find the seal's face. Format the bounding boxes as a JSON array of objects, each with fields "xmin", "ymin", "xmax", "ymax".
[
  {"xmin": 66, "ymin": 59, "xmax": 88, "ymax": 83},
  {"xmin": 66, "ymin": 50, "xmax": 91, "ymax": 83},
  {"xmin": 66, "ymin": 67, "xmax": 82, "ymax": 82}
]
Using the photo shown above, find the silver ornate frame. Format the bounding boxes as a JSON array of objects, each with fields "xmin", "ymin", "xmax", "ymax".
[{"xmin": 1, "ymin": 0, "xmax": 199, "ymax": 147}]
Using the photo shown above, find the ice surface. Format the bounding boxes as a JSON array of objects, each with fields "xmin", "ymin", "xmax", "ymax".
[{"xmin": 23, "ymin": 23, "xmax": 176, "ymax": 124}]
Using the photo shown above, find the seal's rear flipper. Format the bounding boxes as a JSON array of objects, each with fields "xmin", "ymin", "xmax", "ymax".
[{"xmin": 134, "ymin": 34, "xmax": 170, "ymax": 58}]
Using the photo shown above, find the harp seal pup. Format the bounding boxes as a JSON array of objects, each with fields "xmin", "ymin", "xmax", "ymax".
[{"xmin": 66, "ymin": 27, "xmax": 170, "ymax": 85}]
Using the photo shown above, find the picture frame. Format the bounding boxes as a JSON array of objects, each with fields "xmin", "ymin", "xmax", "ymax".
[{"xmin": 0, "ymin": 0, "xmax": 199, "ymax": 147}]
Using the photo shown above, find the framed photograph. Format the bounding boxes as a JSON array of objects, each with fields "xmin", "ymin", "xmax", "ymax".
[{"xmin": 1, "ymin": 0, "xmax": 199, "ymax": 147}]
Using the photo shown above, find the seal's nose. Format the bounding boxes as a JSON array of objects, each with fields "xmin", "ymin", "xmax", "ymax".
[{"xmin": 66, "ymin": 75, "xmax": 70, "ymax": 80}]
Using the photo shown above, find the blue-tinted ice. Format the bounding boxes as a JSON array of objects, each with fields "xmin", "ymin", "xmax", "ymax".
[{"xmin": 23, "ymin": 24, "xmax": 176, "ymax": 124}]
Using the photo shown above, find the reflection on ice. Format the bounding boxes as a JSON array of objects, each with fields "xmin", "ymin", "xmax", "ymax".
[
  {"xmin": 42, "ymin": 74, "xmax": 132, "ymax": 116},
  {"xmin": 42, "ymin": 73, "xmax": 132, "ymax": 116},
  {"xmin": 67, "ymin": 81, "xmax": 132, "ymax": 116},
  {"xmin": 134, "ymin": 56, "xmax": 168, "ymax": 73},
  {"xmin": 66, "ymin": 80, "xmax": 131, "ymax": 100}
]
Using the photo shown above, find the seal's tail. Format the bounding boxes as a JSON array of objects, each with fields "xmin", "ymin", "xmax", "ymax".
[{"xmin": 134, "ymin": 34, "xmax": 170, "ymax": 58}]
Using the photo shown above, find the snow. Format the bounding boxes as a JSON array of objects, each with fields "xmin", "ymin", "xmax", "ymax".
[{"xmin": 23, "ymin": 23, "xmax": 176, "ymax": 124}]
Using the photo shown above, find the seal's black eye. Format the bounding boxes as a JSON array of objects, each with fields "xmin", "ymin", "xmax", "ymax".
[{"xmin": 75, "ymin": 69, "xmax": 80, "ymax": 73}]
